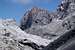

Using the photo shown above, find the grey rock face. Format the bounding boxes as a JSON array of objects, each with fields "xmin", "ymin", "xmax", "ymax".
[
  {"xmin": 0, "ymin": 19, "xmax": 52, "ymax": 50},
  {"xmin": 0, "ymin": 19, "xmax": 34, "ymax": 50},
  {"xmin": 20, "ymin": 7, "xmax": 52, "ymax": 30},
  {"xmin": 41, "ymin": 0, "xmax": 75, "ymax": 50},
  {"xmin": 42, "ymin": 28, "xmax": 75, "ymax": 50},
  {"xmin": 0, "ymin": 0, "xmax": 74, "ymax": 50},
  {"xmin": 20, "ymin": 0, "xmax": 75, "ymax": 49}
]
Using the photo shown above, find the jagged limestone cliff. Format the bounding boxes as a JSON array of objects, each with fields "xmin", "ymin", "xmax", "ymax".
[
  {"xmin": 20, "ymin": 0, "xmax": 75, "ymax": 50},
  {"xmin": 0, "ymin": 0, "xmax": 75, "ymax": 50}
]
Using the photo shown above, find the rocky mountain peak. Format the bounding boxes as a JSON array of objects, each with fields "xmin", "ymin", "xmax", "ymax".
[
  {"xmin": 27, "ymin": 7, "xmax": 49, "ymax": 17},
  {"xmin": 20, "ymin": 0, "xmax": 75, "ymax": 40},
  {"xmin": 56, "ymin": 0, "xmax": 75, "ymax": 19},
  {"xmin": 63, "ymin": 0, "xmax": 75, "ymax": 3},
  {"xmin": 0, "ymin": 0, "xmax": 75, "ymax": 50},
  {"xmin": 31, "ymin": 7, "xmax": 43, "ymax": 14},
  {"xmin": 20, "ymin": 7, "xmax": 52, "ymax": 30}
]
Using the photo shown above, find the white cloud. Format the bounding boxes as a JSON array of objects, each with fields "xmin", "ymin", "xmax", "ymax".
[
  {"xmin": 6, "ymin": 0, "xmax": 51, "ymax": 5},
  {"xmin": 7, "ymin": 0, "xmax": 33, "ymax": 5},
  {"xmin": 18, "ymin": 0, "xmax": 32, "ymax": 5}
]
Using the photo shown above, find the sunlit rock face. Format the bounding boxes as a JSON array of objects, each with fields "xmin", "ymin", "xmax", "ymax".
[
  {"xmin": 0, "ymin": 19, "xmax": 51, "ymax": 50},
  {"xmin": 20, "ymin": 7, "xmax": 52, "ymax": 30},
  {"xmin": 0, "ymin": 0, "xmax": 75, "ymax": 50},
  {"xmin": 20, "ymin": 0, "xmax": 75, "ymax": 50},
  {"xmin": 0, "ymin": 19, "xmax": 25, "ymax": 50},
  {"xmin": 20, "ymin": 0, "xmax": 75, "ymax": 40},
  {"xmin": 41, "ymin": 0, "xmax": 75, "ymax": 50}
]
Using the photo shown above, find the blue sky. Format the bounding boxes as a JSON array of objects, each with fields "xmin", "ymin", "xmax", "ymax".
[{"xmin": 0, "ymin": 0, "xmax": 61, "ymax": 24}]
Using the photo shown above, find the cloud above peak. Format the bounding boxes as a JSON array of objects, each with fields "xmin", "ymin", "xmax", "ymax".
[
  {"xmin": 17, "ymin": 0, "xmax": 32, "ymax": 5},
  {"xmin": 5, "ymin": 0, "xmax": 51, "ymax": 5},
  {"xmin": 6, "ymin": 0, "xmax": 33, "ymax": 5}
]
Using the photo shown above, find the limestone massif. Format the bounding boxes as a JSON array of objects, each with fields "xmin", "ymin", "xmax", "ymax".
[
  {"xmin": 0, "ymin": 0, "xmax": 75, "ymax": 50},
  {"xmin": 20, "ymin": 0, "xmax": 75, "ymax": 40}
]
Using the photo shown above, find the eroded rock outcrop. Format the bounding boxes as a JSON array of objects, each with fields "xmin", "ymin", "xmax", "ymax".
[
  {"xmin": 0, "ymin": 0, "xmax": 75, "ymax": 50},
  {"xmin": 20, "ymin": 7, "xmax": 52, "ymax": 30},
  {"xmin": 0, "ymin": 19, "xmax": 52, "ymax": 50},
  {"xmin": 20, "ymin": 0, "xmax": 75, "ymax": 50},
  {"xmin": 20, "ymin": 0, "xmax": 75, "ymax": 40}
]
